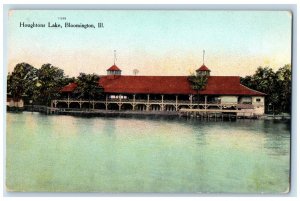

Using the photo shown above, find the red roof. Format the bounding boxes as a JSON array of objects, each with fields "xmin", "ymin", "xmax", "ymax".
[
  {"xmin": 98, "ymin": 76, "xmax": 265, "ymax": 96},
  {"xmin": 60, "ymin": 76, "xmax": 265, "ymax": 96},
  {"xmin": 196, "ymin": 64, "xmax": 210, "ymax": 72},
  {"xmin": 107, "ymin": 65, "xmax": 121, "ymax": 71},
  {"xmin": 60, "ymin": 83, "xmax": 78, "ymax": 92}
]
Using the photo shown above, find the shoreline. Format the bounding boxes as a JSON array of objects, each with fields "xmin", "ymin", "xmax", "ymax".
[{"xmin": 7, "ymin": 106, "xmax": 291, "ymax": 121}]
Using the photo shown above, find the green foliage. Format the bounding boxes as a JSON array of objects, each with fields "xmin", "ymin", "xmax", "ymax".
[
  {"xmin": 188, "ymin": 73, "xmax": 208, "ymax": 103},
  {"xmin": 276, "ymin": 64, "xmax": 291, "ymax": 113},
  {"xmin": 73, "ymin": 73, "xmax": 103, "ymax": 100},
  {"xmin": 8, "ymin": 63, "xmax": 71, "ymax": 106},
  {"xmin": 35, "ymin": 64, "xmax": 68, "ymax": 105},
  {"xmin": 188, "ymin": 73, "xmax": 208, "ymax": 92},
  {"xmin": 8, "ymin": 62, "xmax": 103, "ymax": 107},
  {"xmin": 7, "ymin": 63, "xmax": 38, "ymax": 100},
  {"xmin": 241, "ymin": 65, "xmax": 291, "ymax": 114}
]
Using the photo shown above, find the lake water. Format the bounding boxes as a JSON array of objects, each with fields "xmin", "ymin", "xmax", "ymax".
[{"xmin": 6, "ymin": 112, "xmax": 290, "ymax": 193}]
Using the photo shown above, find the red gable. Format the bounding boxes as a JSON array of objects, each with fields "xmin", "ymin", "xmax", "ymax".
[
  {"xmin": 98, "ymin": 76, "xmax": 265, "ymax": 96},
  {"xmin": 60, "ymin": 83, "xmax": 78, "ymax": 92},
  {"xmin": 107, "ymin": 65, "xmax": 121, "ymax": 71},
  {"xmin": 196, "ymin": 64, "xmax": 210, "ymax": 72}
]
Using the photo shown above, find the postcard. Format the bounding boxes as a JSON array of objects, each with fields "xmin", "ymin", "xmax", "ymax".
[{"xmin": 6, "ymin": 10, "xmax": 292, "ymax": 193}]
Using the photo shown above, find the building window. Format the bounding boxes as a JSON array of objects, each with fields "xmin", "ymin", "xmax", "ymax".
[{"xmin": 256, "ymin": 98, "xmax": 261, "ymax": 102}]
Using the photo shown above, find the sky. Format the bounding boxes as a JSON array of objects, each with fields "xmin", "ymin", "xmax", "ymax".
[{"xmin": 8, "ymin": 10, "xmax": 292, "ymax": 77}]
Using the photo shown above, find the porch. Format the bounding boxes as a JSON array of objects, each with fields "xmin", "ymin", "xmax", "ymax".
[{"xmin": 52, "ymin": 93, "xmax": 254, "ymax": 112}]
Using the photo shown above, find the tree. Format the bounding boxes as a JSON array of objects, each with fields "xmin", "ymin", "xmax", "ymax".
[
  {"xmin": 35, "ymin": 63, "xmax": 67, "ymax": 105},
  {"xmin": 7, "ymin": 62, "xmax": 38, "ymax": 101},
  {"xmin": 241, "ymin": 65, "xmax": 291, "ymax": 114},
  {"xmin": 276, "ymin": 64, "xmax": 291, "ymax": 113},
  {"xmin": 73, "ymin": 73, "xmax": 103, "ymax": 109},
  {"xmin": 241, "ymin": 67, "xmax": 278, "ymax": 113},
  {"xmin": 188, "ymin": 73, "xmax": 208, "ymax": 104},
  {"xmin": 7, "ymin": 73, "xmax": 12, "ymax": 95}
]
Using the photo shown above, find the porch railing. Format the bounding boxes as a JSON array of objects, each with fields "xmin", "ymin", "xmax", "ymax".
[{"xmin": 53, "ymin": 98, "xmax": 252, "ymax": 106}]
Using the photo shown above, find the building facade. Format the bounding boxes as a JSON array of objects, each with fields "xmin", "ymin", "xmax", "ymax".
[
  {"xmin": 56, "ymin": 64, "xmax": 265, "ymax": 116},
  {"xmin": 6, "ymin": 94, "xmax": 25, "ymax": 109}
]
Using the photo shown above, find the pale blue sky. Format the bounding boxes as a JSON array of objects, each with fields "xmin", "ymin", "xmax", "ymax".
[{"xmin": 8, "ymin": 10, "xmax": 292, "ymax": 76}]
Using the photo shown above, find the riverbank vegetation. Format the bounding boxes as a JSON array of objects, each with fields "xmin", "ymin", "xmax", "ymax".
[
  {"xmin": 241, "ymin": 64, "xmax": 291, "ymax": 114},
  {"xmin": 6, "ymin": 63, "xmax": 101, "ymax": 106},
  {"xmin": 7, "ymin": 62, "xmax": 291, "ymax": 114}
]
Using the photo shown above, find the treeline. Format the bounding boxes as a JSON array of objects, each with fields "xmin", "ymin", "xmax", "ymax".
[
  {"xmin": 7, "ymin": 62, "xmax": 291, "ymax": 114},
  {"xmin": 241, "ymin": 64, "xmax": 291, "ymax": 114},
  {"xmin": 7, "ymin": 63, "xmax": 102, "ymax": 106}
]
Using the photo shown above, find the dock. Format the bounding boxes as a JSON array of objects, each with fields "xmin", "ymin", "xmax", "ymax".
[
  {"xmin": 15, "ymin": 105, "xmax": 290, "ymax": 121},
  {"xmin": 178, "ymin": 108, "xmax": 258, "ymax": 120}
]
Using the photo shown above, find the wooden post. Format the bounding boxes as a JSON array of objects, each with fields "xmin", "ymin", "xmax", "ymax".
[
  {"xmin": 205, "ymin": 95, "xmax": 207, "ymax": 112},
  {"xmin": 132, "ymin": 94, "xmax": 136, "ymax": 111},
  {"xmin": 105, "ymin": 95, "xmax": 108, "ymax": 110},
  {"xmin": 175, "ymin": 95, "xmax": 178, "ymax": 111},
  {"xmin": 190, "ymin": 95, "xmax": 193, "ymax": 104},
  {"xmin": 147, "ymin": 94, "xmax": 150, "ymax": 111},
  {"xmin": 67, "ymin": 94, "xmax": 70, "ymax": 108},
  {"xmin": 161, "ymin": 95, "xmax": 164, "ymax": 111}
]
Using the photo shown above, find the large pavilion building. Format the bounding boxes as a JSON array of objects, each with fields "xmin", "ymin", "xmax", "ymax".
[{"xmin": 57, "ymin": 63, "xmax": 265, "ymax": 116}]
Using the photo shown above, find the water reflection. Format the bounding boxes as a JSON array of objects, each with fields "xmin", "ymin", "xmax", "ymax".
[
  {"xmin": 6, "ymin": 113, "xmax": 291, "ymax": 193},
  {"xmin": 262, "ymin": 120, "xmax": 291, "ymax": 156}
]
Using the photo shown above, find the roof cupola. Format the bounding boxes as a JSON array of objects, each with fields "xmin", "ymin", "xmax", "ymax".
[
  {"xmin": 196, "ymin": 50, "xmax": 210, "ymax": 76},
  {"xmin": 107, "ymin": 50, "xmax": 121, "ymax": 75}
]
